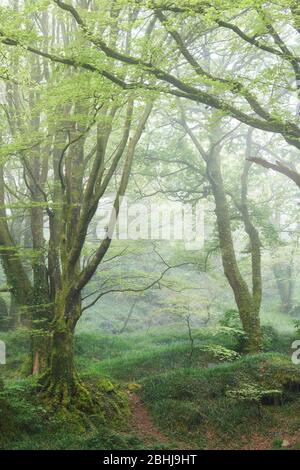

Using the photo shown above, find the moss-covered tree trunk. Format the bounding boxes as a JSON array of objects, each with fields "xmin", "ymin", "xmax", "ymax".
[
  {"xmin": 39, "ymin": 289, "xmax": 92, "ymax": 409},
  {"xmin": 206, "ymin": 145, "xmax": 262, "ymax": 353},
  {"xmin": 179, "ymin": 108, "xmax": 262, "ymax": 352},
  {"xmin": 236, "ymin": 300, "xmax": 261, "ymax": 353},
  {"xmin": 45, "ymin": 322, "xmax": 77, "ymax": 400}
]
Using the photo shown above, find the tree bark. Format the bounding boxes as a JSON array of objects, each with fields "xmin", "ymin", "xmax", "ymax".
[
  {"xmin": 39, "ymin": 296, "xmax": 91, "ymax": 409},
  {"xmin": 46, "ymin": 324, "xmax": 77, "ymax": 398}
]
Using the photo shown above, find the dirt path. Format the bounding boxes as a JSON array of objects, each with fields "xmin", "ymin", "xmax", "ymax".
[{"xmin": 129, "ymin": 393, "xmax": 169, "ymax": 445}]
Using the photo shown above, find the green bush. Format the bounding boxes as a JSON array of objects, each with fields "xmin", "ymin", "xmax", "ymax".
[{"xmin": 199, "ymin": 344, "xmax": 240, "ymax": 362}]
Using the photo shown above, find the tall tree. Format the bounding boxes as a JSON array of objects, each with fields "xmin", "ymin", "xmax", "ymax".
[{"xmin": 0, "ymin": 3, "xmax": 154, "ymax": 407}]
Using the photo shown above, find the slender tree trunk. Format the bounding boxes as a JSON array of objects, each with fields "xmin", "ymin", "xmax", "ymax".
[
  {"xmin": 30, "ymin": 257, "xmax": 52, "ymax": 375},
  {"xmin": 9, "ymin": 293, "xmax": 20, "ymax": 328},
  {"xmin": 179, "ymin": 109, "xmax": 262, "ymax": 353},
  {"xmin": 273, "ymin": 261, "xmax": 294, "ymax": 313},
  {"xmin": 31, "ymin": 312, "xmax": 52, "ymax": 376},
  {"xmin": 206, "ymin": 146, "xmax": 262, "ymax": 353}
]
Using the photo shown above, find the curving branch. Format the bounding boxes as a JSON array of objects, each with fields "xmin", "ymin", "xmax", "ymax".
[
  {"xmin": 81, "ymin": 261, "xmax": 191, "ymax": 312},
  {"xmin": 247, "ymin": 156, "xmax": 300, "ymax": 188}
]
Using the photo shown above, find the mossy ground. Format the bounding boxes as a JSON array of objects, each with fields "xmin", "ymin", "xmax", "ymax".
[{"xmin": 1, "ymin": 320, "xmax": 300, "ymax": 450}]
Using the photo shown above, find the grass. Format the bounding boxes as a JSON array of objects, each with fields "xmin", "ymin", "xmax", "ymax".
[
  {"xmin": 139, "ymin": 353, "xmax": 300, "ymax": 448},
  {"xmin": 76, "ymin": 325, "xmax": 247, "ymax": 381},
  {"xmin": 1, "ymin": 316, "xmax": 300, "ymax": 450}
]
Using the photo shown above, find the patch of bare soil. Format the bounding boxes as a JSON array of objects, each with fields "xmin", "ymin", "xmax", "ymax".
[{"xmin": 129, "ymin": 393, "xmax": 169, "ymax": 445}]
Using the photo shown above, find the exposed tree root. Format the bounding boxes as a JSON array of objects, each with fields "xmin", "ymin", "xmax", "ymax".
[{"xmin": 38, "ymin": 370, "xmax": 96, "ymax": 412}]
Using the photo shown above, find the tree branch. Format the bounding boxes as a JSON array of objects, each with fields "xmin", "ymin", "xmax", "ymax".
[{"xmin": 247, "ymin": 156, "xmax": 300, "ymax": 188}]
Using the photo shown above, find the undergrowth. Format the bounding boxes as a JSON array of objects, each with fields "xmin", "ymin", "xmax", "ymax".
[{"xmin": 0, "ymin": 317, "xmax": 300, "ymax": 450}]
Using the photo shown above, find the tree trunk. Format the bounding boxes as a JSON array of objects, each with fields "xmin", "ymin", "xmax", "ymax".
[
  {"xmin": 31, "ymin": 321, "xmax": 52, "ymax": 376},
  {"xmin": 30, "ymin": 277, "xmax": 52, "ymax": 375},
  {"xmin": 9, "ymin": 293, "xmax": 20, "ymax": 328},
  {"xmin": 273, "ymin": 262, "xmax": 294, "ymax": 314},
  {"xmin": 48, "ymin": 324, "xmax": 77, "ymax": 396},
  {"xmin": 206, "ymin": 146, "xmax": 262, "ymax": 353},
  {"xmin": 40, "ymin": 322, "xmax": 85, "ymax": 407},
  {"xmin": 237, "ymin": 302, "xmax": 261, "ymax": 353},
  {"xmin": 39, "ymin": 296, "xmax": 92, "ymax": 410}
]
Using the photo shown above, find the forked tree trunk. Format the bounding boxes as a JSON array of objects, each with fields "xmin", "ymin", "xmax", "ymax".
[
  {"xmin": 180, "ymin": 110, "xmax": 262, "ymax": 353},
  {"xmin": 207, "ymin": 146, "xmax": 262, "ymax": 353}
]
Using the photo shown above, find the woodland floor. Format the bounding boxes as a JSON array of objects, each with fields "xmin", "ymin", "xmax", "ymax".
[
  {"xmin": 2, "ymin": 320, "xmax": 300, "ymax": 450},
  {"xmin": 126, "ymin": 381, "xmax": 300, "ymax": 450},
  {"xmin": 128, "ymin": 393, "xmax": 170, "ymax": 445}
]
